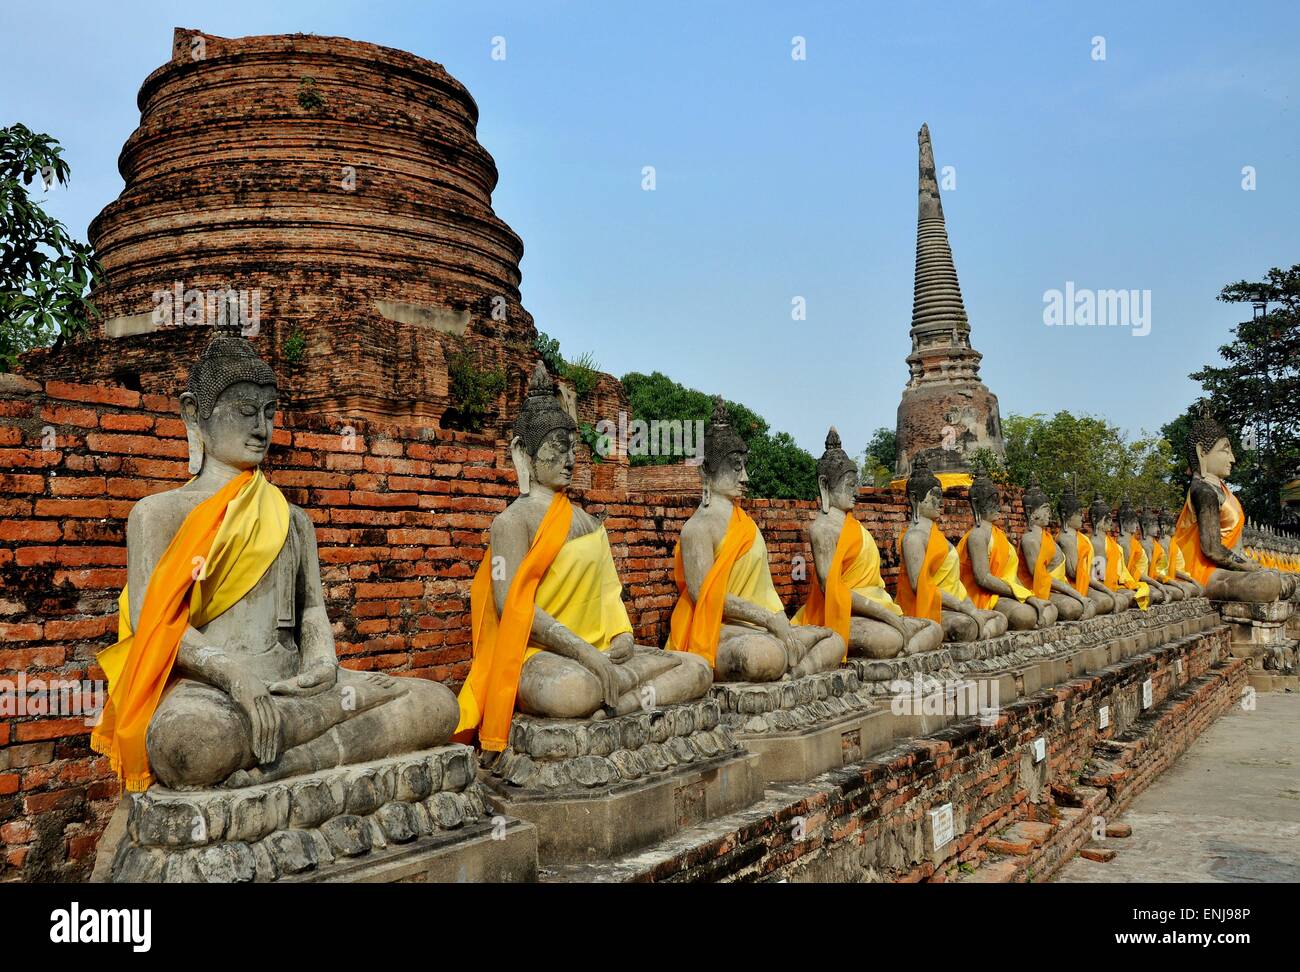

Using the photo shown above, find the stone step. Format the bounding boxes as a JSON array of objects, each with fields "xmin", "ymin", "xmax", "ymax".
[
  {"xmin": 984, "ymin": 820, "xmax": 1055, "ymax": 856},
  {"xmin": 1078, "ymin": 845, "xmax": 1117, "ymax": 863}
]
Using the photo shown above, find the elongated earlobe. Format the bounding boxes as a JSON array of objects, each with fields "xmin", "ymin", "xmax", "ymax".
[{"xmin": 510, "ymin": 438, "xmax": 531, "ymax": 496}]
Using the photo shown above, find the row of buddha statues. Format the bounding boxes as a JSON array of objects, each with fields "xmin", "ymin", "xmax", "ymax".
[
  {"xmin": 89, "ymin": 333, "xmax": 1297, "ymax": 798},
  {"xmin": 1242, "ymin": 521, "xmax": 1300, "ymax": 573}
]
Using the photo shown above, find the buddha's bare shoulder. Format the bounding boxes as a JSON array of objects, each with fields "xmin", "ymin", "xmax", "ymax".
[{"xmin": 128, "ymin": 484, "xmax": 200, "ymax": 530}]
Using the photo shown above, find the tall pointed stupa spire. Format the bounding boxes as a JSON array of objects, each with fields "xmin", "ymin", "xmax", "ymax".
[
  {"xmin": 892, "ymin": 123, "xmax": 1005, "ymax": 485},
  {"xmin": 911, "ymin": 123, "xmax": 971, "ymax": 347}
]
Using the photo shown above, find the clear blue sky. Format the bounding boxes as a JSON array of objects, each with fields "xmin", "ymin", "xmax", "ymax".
[{"xmin": 3, "ymin": 1, "xmax": 1297, "ymax": 457}]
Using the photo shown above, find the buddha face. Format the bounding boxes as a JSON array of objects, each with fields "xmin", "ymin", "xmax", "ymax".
[
  {"xmin": 824, "ymin": 469, "xmax": 857, "ymax": 513},
  {"xmin": 183, "ymin": 381, "xmax": 277, "ymax": 471},
  {"xmin": 971, "ymin": 497, "xmax": 1001, "ymax": 525},
  {"xmin": 915, "ymin": 485, "xmax": 943, "ymax": 520},
  {"xmin": 529, "ymin": 428, "xmax": 576, "ymax": 491},
  {"xmin": 1094, "ymin": 513, "xmax": 1113, "ymax": 534},
  {"xmin": 706, "ymin": 449, "xmax": 749, "ymax": 500},
  {"xmin": 1029, "ymin": 503, "xmax": 1051, "ymax": 528},
  {"xmin": 1119, "ymin": 514, "xmax": 1139, "ymax": 535},
  {"xmin": 1197, "ymin": 436, "xmax": 1235, "ymax": 479},
  {"xmin": 1063, "ymin": 509, "xmax": 1084, "ymax": 530}
]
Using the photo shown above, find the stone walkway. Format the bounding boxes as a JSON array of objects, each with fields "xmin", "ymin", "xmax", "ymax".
[{"xmin": 1055, "ymin": 690, "xmax": 1300, "ymax": 882}]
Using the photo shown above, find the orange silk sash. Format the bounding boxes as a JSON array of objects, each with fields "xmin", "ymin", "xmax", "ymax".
[
  {"xmin": 1174, "ymin": 482, "xmax": 1244, "ymax": 587},
  {"xmin": 1127, "ymin": 535, "xmax": 1149, "ymax": 582},
  {"xmin": 896, "ymin": 522, "xmax": 947, "ymax": 623},
  {"xmin": 799, "ymin": 513, "xmax": 863, "ymax": 650},
  {"xmin": 1017, "ymin": 529, "xmax": 1056, "ymax": 601},
  {"xmin": 1063, "ymin": 531, "xmax": 1092, "ymax": 596},
  {"xmin": 89, "ymin": 470, "xmax": 253, "ymax": 792},
  {"xmin": 956, "ymin": 525, "xmax": 1011, "ymax": 611},
  {"xmin": 668, "ymin": 504, "xmax": 757, "ymax": 668},
  {"xmin": 1152, "ymin": 540, "xmax": 1168, "ymax": 582},
  {"xmin": 454, "ymin": 492, "xmax": 573, "ymax": 752}
]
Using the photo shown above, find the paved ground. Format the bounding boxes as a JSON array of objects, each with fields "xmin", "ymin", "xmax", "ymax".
[{"xmin": 1055, "ymin": 690, "xmax": 1300, "ymax": 882}]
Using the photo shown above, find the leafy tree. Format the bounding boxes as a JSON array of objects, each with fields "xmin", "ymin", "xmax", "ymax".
[
  {"xmin": 1, "ymin": 124, "xmax": 102, "ymax": 369},
  {"xmin": 1184, "ymin": 265, "xmax": 1300, "ymax": 523},
  {"xmin": 532, "ymin": 331, "xmax": 601, "ymax": 397},
  {"xmin": 620, "ymin": 370, "xmax": 816, "ymax": 498},
  {"xmin": 861, "ymin": 427, "xmax": 897, "ymax": 486},
  {"xmin": 1001, "ymin": 410, "xmax": 1179, "ymax": 512}
]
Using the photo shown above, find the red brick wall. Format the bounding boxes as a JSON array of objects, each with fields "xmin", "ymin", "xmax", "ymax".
[{"xmin": 0, "ymin": 377, "xmax": 1026, "ymax": 882}]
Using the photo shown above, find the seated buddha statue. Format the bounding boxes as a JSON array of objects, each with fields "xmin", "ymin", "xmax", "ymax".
[
  {"xmin": 795, "ymin": 428, "xmax": 943, "ymax": 658},
  {"xmin": 955, "ymin": 474, "xmax": 1058, "ymax": 630},
  {"xmin": 455, "ymin": 363, "xmax": 711, "ymax": 753},
  {"xmin": 1138, "ymin": 506, "xmax": 1184, "ymax": 600},
  {"xmin": 669, "ymin": 400, "xmax": 846, "ymax": 680},
  {"xmin": 1117, "ymin": 500, "xmax": 1170, "ymax": 606},
  {"xmin": 1156, "ymin": 509, "xmax": 1204, "ymax": 597},
  {"xmin": 1018, "ymin": 484, "xmax": 1094, "ymax": 621},
  {"xmin": 1089, "ymin": 498, "xmax": 1146, "ymax": 610},
  {"xmin": 1173, "ymin": 404, "xmax": 1289, "ymax": 602},
  {"xmin": 92, "ymin": 326, "xmax": 461, "ymax": 792},
  {"xmin": 897, "ymin": 462, "xmax": 1007, "ymax": 642},
  {"xmin": 1054, "ymin": 488, "xmax": 1115, "ymax": 615}
]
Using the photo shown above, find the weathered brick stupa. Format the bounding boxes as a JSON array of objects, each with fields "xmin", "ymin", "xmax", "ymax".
[
  {"xmin": 22, "ymin": 28, "xmax": 612, "ymax": 430},
  {"xmin": 893, "ymin": 123, "xmax": 1004, "ymax": 484}
]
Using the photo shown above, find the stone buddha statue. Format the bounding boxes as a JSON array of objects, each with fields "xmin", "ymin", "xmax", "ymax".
[
  {"xmin": 1018, "ymin": 484, "xmax": 1093, "ymax": 621},
  {"xmin": 1055, "ymin": 488, "xmax": 1115, "ymax": 615},
  {"xmin": 1157, "ymin": 509, "xmax": 1204, "ymax": 597},
  {"xmin": 91, "ymin": 327, "xmax": 460, "ymax": 793},
  {"xmin": 1173, "ymin": 404, "xmax": 1287, "ymax": 602},
  {"xmin": 1117, "ymin": 499, "xmax": 1169, "ymax": 606},
  {"xmin": 796, "ymin": 428, "xmax": 943, "ymax": 657},
  {"xmin": 455, "ymin": 363, "xmax": 710, "ymax": 753},
  {"xmin": 669, "ymin": 399, "xmax": 845, "ymax": 680},
  {"xmin": 1088, "ymin": 498, "xmax": 1142, "ymax": 611},
  {"xmin": 1138, "ymin": 506, "xmax": 1183, "ymax": 601},
  {"xmin": 897, "ymin": 462, "xmax": 1007, "ymax": 642},
  {"xmin": 955, "ymin": 474, "xmax": 1058, "ymax": 630}
]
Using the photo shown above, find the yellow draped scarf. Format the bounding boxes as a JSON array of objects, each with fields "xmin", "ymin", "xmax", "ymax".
[
  {"xmin": 1066, "ymin": 531, "xmax": 1093, "ymax": 596},
  {"xmin": 1105, "ymin": 535, "xmax": 1149, "ymax": 610},
  {"xmin": 454, "ymin": 492, "xmax": 576, "ymax": 752},
  {"xmin": 896, "ymin": 523, "xmax": 949, "ymax": 623},
  {"xmin": 1015, "ymin": 529, "xmax": 1057, "ymax": 601},
  {"xmin": 91, "ymin": 469, "xmax": 290, "ymax": 792},
  {"xmin": 957, "ymin": 525, "xmax": 1031, "ymax": 610},
  {"xmin": 1174, "ymin": 480, "xmax": 1243, "ymax": 588},
  {"xmin": 794, "ymin": 516, "xmax": 900, "ymax": 656},
  {"xmin": 668, "ymin": 505, "xmax": 783, "ymax": 666}
]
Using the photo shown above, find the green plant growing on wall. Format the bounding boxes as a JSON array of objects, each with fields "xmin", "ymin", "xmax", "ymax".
[
  {"xmin": 297, "ymin": 77, "xmax": 326, "ymax": 111},
  {"xmin": 579, "ymin": 421, "xmax": 605, "ymax": 463},
  {"xmin": 564, "ymin": 350, "xmax": 601, "ymax": 398},
  {"xmin": 282, "ymin": 328, "xmax": 306, "ymax": 363},
  {"xmin": 445, "ymin": 342, "xmax": 506, "ymax": 432}
]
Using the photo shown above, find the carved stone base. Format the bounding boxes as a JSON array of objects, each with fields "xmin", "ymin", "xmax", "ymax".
[
  {"xmin": 483, "ymin": 698, "xmax": 763, "ymax": 863},
  {"xmin": 710, "ymin": 668, "xmax": 885, "ymax": 783},
  {"xmin": 840, "ymin": 600, "xmax": 1219, "ymax": 736},
  {"xmin": 93, "ymin": 744, "xmax": 536, "ymax": 883},
  {"xmin": 1214, "ymin": 598, "xmax": 1297, "ymax": 672}
]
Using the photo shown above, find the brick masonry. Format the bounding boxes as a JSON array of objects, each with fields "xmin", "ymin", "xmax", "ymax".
[
  {"xmin": 0, "ymin": 376, "xmax": 1181, "ymax": 884},
  {"xmin": 553, "ymin": 624, "xmax": 1240, "ymax": 883}
]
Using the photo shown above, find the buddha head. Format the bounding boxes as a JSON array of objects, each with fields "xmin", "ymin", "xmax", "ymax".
[
  {"xmin": 1139, "ymin": 506, "xmax": 1161, "ymax": 540},
  {"xmin": 1022, "ymin": 482, "xmax": 1051, "ymax": 529},
  {"xmin": 180, "ymin": 325, "xmax": 278, "ymax": 476},
  {"xmin": 1058, "ymin": 488, "xmax": 1084, "ymax": 531},
  {"xmin": 969, "ymin": 474, "xmax": 1002, "ymax": 526},
  {"xmin": 816, "ymin": 426, "xmax": 859, "ymax": 514},
  {"xmin": 1188, "ymin": 401, "xmax": 1235, "ymax": 480},
  {"xmin": 1158, "ymin": 509, "xmax": 1177, "ymax": 540},
  {"xmin": 1089, "ymin": 497, "xmax": 1113, "ymax": 534},
  {"xmin": 511, "ymin": 361, "xmax": 578, "ymax": 496},
  {"xmin": 700, "ymin": 397, "xmax": 749, "ymax": 506},
  {"xmin": 1117, "ymin": 498, "xmax": 1140, "ymax": 536},
  {"xmin": 905, "ymin": 460, "xmax": 943, "ymax": 523}
]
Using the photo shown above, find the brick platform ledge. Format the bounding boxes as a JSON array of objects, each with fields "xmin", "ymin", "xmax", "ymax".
[{"xmin": 543, "ymin": 622, "xmax": 1241, "ymax": 883}]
